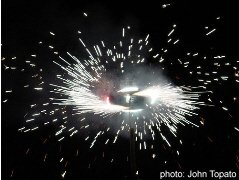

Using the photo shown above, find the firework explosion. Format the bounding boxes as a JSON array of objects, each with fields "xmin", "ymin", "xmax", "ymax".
[
  {"xmin": 3, "ymin": 1, "xmax": 239, "ymax": 179},
  {"xmin": 46, "ymin": 27, "xmax": 207, "ymax": 146}
]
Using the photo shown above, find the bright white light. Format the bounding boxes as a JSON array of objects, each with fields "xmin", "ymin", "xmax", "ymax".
[
  {"xmin": 125, "ymin": 94, "xmax": 131, "ymax": 103},
  {"xmin": 122, "ymin": 109, "xmax": 143, "ymax": 113},
  {"xmin": 118, "ymin": 86, "xmax": 139, "ymax": 93},
  {"xmin": 134, "ymin": 85, "xmax": 203, "ymax": 110}
]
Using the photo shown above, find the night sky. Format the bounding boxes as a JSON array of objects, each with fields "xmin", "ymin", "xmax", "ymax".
[{"xmin": 2, "ymin": 0, "xmax": 239, "ymax": 179}]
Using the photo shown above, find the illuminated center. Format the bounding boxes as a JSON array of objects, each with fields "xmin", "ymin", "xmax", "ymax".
[{"xmin": 117, "ymin": 86, "xmax": 143, "ymax": 113}]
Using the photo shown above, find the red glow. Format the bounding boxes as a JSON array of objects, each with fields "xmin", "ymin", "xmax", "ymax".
[{"xmin": 106, "ymin": 96, "xmax": 110, "ymax": 104}]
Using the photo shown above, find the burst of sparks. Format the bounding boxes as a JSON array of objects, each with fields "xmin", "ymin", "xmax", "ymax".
[
  {"xmin": 46, "ymin": 27, "xmax": 207, "ymax": 146},
  {"xmin": 2, "ymin": 6, "xmax": 238, "ymax": 178}
]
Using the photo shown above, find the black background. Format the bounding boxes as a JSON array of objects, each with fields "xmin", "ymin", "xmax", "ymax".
[{"xmin": 2, "ymin": 0, "xmax": 239, "ymax": 179}]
